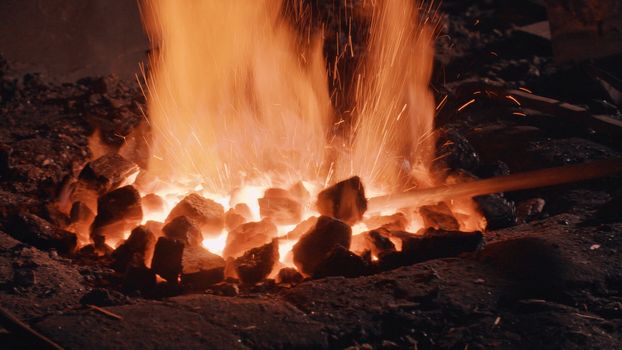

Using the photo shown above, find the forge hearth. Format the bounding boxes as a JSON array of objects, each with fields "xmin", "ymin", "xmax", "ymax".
[{"xmin": 1, "ymin": 0, "xmax": 622, "ymax": 349}]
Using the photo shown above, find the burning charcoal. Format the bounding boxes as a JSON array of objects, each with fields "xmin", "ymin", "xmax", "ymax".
[
  {"xmin": 91, "ymin": 185, "xmax": 143, "ymax": 241},
  {"xmin": 258, "ymin": 188, "xmax": 303, "ymax": 225},
  {"xmin": 363, "ymin": 212, "xmax": 408, "ymax": 231},
  {"xmin": 111, "ymin": 225, "xmax": 156, "ymax": 272},
  {"xmin": 276, "ymin": 267, "xmax": 303, "ymax": 285},
  {"xmin": 162, "ymin": 216, "xmax": 203, "ymax": 247},
  {"xmin": 151, "ymin": 237, "xmax": 184, "ymax": 282},
  {"xmin": 166, "ymin": 193, "xmax": 224, "ymax": 236},
  {"xmin": 142, "ymin": 193, "xmax": 166, "ymax": 213},
  {"xmin": 351, "ymin": 228, "xmax": 396, "ymax": 256},
  {"xmin": 313, "ymin": 245, "xmax": 369, "ymax": 278},
  {"xmin": 144, "ymin": 220, "xmax": 164, "ymax": 237},
  {"xmin": 7, "ymin": 213, "xmax": 77, "ymax": 255},
  {"xmin": 68, "ymin": 201, "xmax": 95, "ymax": 241},
  {"xmin": 282, "ymin": 216, "xmax": 318, "ymax": 240},
  {"xmin": 517, "ymin": 198, "xmax": 546, "ymax": 223},
  {"xmin": 474, "ymin": 194, "xmax": 517, "ymax": 230},
  {"xmin": 316, "ymin": 176, "xmax": 367, "ymax": 225},
  {"xmin": 234, "ymin": 239, "xmax": 279, "ymax": 285},
  {"xmin": 78, "ymin": 154, "xmax": 139, "ymax": 194},
  {"xmin": 224, "ymin": 203, "xmax": 252, "ymax": 230},
  {"xmin": 418, "ymin": 203, "xmax": 460, "ymax": 231},
  {"xmin": 181, "ymin": 246, "xmax": 226, "ymax": 290},
  {"xmin": 223, "ymin": 219, "xmax": 277, "ymax": 258},
  {"xmin": 292, "ymin": 216, "xmax": 352, "ymax": 275},
  {"xmin": 401, "ymin": 228, "xmax": 485, "ymax": 264},
  {"xmin": 288, "ymin": 181, "xmax": 310, "ymax": 203},
  {"xmin": 123, "ymin": 256, "xmax": 157, "ymax": 293}
]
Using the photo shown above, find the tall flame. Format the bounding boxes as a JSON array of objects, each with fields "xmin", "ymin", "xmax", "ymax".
[
  {"xmin": 336, "ymin": 0, "xmax": 437, "ymax": 192},
  {"xmin": 141, "ymin": 0, "xmax": 437, "ymax": 196},
  {"xmin": 141, "ymin": 0, "xmax": 332, "ymax": 192}
]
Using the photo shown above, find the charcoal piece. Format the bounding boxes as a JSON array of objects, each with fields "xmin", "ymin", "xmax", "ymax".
[
  {"xmin": 282, "ymin": 216, "xmax": 318, "ymax": 240},
  {"xmin": 224, "ymin": 203, "xmax": 252, "ymax": 231},
  {"xmin": 258, "ymin": 188, "xmax": 303, "ymax": 225},
  {"xmin": 363, "ymin": 212, "xmax": 408, "ymax": 231},
  {"xmin": 91, "ymin": 185, "xmax": 142, "ymax": 241},
  {"xmin": 312, "ymin": 245, "xmax": 369, "ymax": 278},
  {"xmin": 474, "ymin": 194, "xmax": 517, "ymax": 230},
  {"xmin": 434, "ymin": 129, "xmax": 480, "ymax": 172},
  {"xmin": 292, "ymin": 216, "xmax": 352, "ymax": 276},
  {"xmin": 80, "ymin": 288, "xmax": 129, "ymax": 307},
  {"xmin": 351, "ymin": 228, "xmax": 396, "ymax": 256},
  {"xmin": 69, "ymin": 181, "xmax": 99, "ymax": 213},
  {"xmin": 144, "ymin": 220, "xmax": 164, "ymax": 237},
  {"xmin": 162, "ymin": 216, "xmax": 202, "ymax": 247},
  {"xmin": 68, "ymin": 201, "xmax": 95, "ymax": 241},
  {"xmin": 517, "ymin": 198, "xmax": 546, "ymax": 223},
  {"xmin": 166, "ymin": 193, "xmax": 224, "ymax": 235},
  {"xmin": 401, "ymin": 229, "xmax": 485, "ymax": 264},
  {"xmin": 418, "ymin": 203, "xmax": 460, "ymax": 231},
  {"xmin": 141, "ymin": 193, "xmax": 165, "ymax": 213},
  {"xmin": 316, "ymin": 176, "xmax": 367, "ymax": 225},
  {"xmin": 0, "ymin": 143, "xmax": 11, "ymax": 179},
  {"xmin": 123, "ymin": 257, "xmax": 156, "ymax": 293},
  {"xmin": 211, "ymin": 282, "xmax": 240, "ymax": 297},
  {"xmin": 181, "ymin": 246, "xmax": 226, "ymax": 290},
  {"xmin": 376, "ymin": 250, "xmax": 407, "ymax": 272},
  {"xmin": 276, "ymin": 267, "xmax": 303, "ymax": 284},
  {"xmin": 78, "ymin": 242, "xmax": 113, "ymax": 257},
  {"xmin": 234, "ymin": 239, "xmax": 279, "ymax": 285},
  {"xmin": 111, "ymin": 225, "xmax": 156, "ymax": 272},
  {"xmin": 7, "ymin": 213, "xmax": 77, "ymax": 255},
  {"xmin": 288, "ymin": 181, "xmax": 310, "ymax": 203},
  {"xmin": 78, "ymin": 154, "xmax": 139, "ymax": 194},
  {"xmin": 151, "ymin": 237, "xmax": 184, "ymax": 282},
  {"xmin": 223, "ymin": 219, "xmax": 277, "ymax": 258}
]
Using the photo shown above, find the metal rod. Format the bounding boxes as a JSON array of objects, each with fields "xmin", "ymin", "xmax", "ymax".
[{"xmin": 368, "ymin": 159, "xmax": 622, "ymax": 212}]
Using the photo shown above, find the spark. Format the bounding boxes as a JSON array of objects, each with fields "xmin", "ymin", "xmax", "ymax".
[
  {"xmin": 505, "ymin": 95, "xmax": 521, "ymax": 106},
  {"xmin": 457, "ymin": 98, "xmax": 476, "ymax": 112}
]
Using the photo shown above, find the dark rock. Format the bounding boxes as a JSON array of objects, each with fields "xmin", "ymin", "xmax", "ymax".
[
  {"xmin": 224, "ymin": 203, "xmax": 252, "ymax": 231},
  {"xmin": 181, "ymin": 246, "xmax": 226, "ymax": 290},
  {"xmin": 313, "ymin": 245, "xmax": 369, "ymax": 278},
  {"xmin": 292, "ymin": 216, "xmax": 352, "ymax": 275},
  {"xmin": 418, "ymin": 203, "xmax": 460, "ymax": 231},
  {"xmin": 234, "ymin": 239, "xmax": 279, "ymax": 286},
  {"xmin": 151, "ymin": 237, "xmax": 184, "ymax": 282},
  {"xmin": 258, "ymin": 188, "xmax": 303, "ymax": 225},
  {"xmin": 223, "ymin": 219, "xmax": 277, "ymax": 258},
  {"xmin": 91, "ymin": 185, "xmax": 142, "ymax": 241},
  {"xmin": 162, "ymin": 216, "xmax": 202, "ymax": 247},
  {"xmin": 7, "ymin": 213, "xmax": 77, "ymax": 255},
  {"xmin": 78, "ymin": 154, "xmax": 139, "ymax": 194},
  {"xmin": 141, "ymin": 193, "xmax": 165, "ymax": 213},
  {"xmin": 276, "ymin": 267, "xmax": 303, "ymax": 284},
  {"xmin": 363, "ymin": 212, "xmax": 408, "ymax": 231},
  {"xmin": 474, "ymin": 194, "xmax": 517, "ymax": 230},
  {"xmin": 435, "ymin": 129, "xmax": 480, "ymax": 172},
  {"xmin": 111, "ymin": 225, "xmax": 156, "ymax": 272},
  {"xmin": 123, "ymin": 257, "xmax": 157, "ymax": 293},
  {"xmin": 316, "ymin": 176, "xmax": 367, "ymax": 225},
  {"xmin": 211, "ymin": 282, "xmax": 240, "ymax": 297},
  {"xmin": 517, "ymin": 198, "xmax": 546, "ymax": 223},
  {"xmin": 166, "ymin": 193, "xmax": 224, "ymax": 236},
  {"xmin": 401, "ymin": 228, "xmax": 485, "ymax": 264},
  {"xmin": 80, "ymin": 288, "xmax": 129, "ymax": 307}
]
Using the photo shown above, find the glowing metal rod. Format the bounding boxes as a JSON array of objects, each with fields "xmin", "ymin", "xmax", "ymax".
[{"xmin": 368, "ymin": 159, "xmax": 622, "ymax": 212}]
